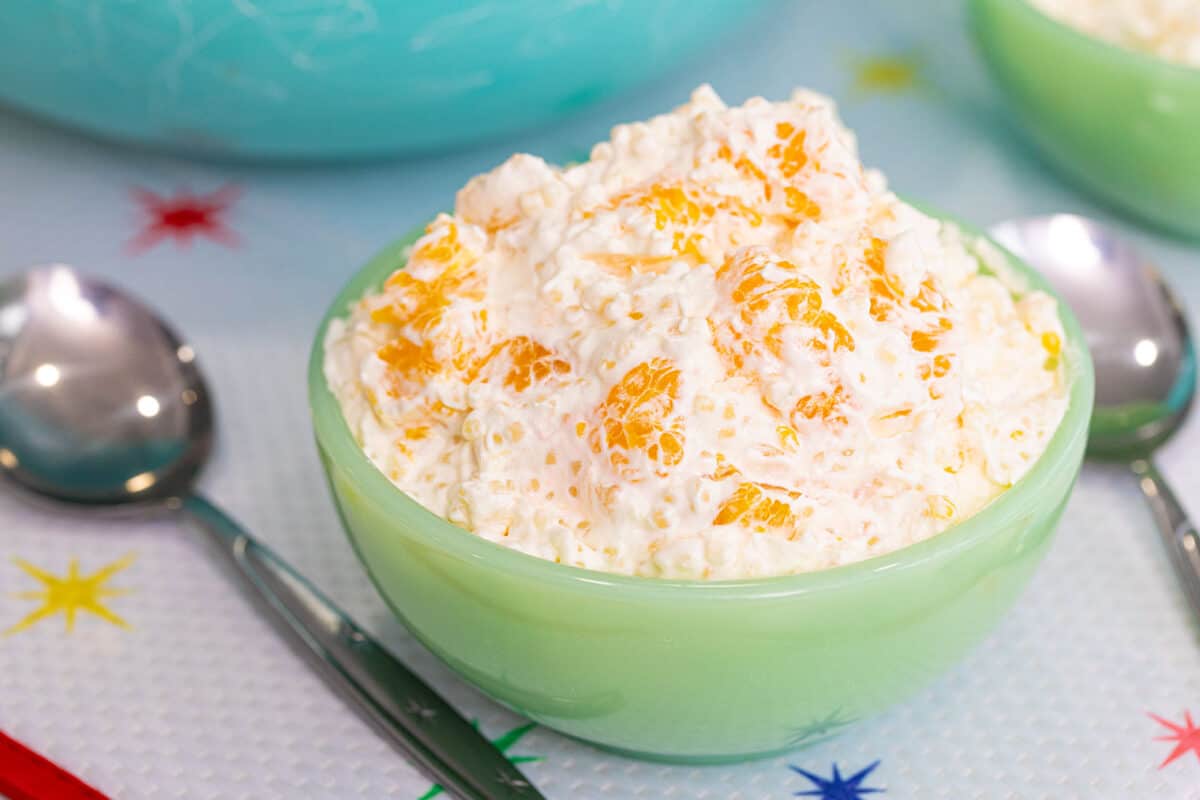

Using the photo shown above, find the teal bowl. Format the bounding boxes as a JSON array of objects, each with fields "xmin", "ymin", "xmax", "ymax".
[
  {"xmin": 971, "ymin": 0, "xmax": 1200, "ymax": 239},
  {"xmin": 0, "ymin": 1, "xmax": 765, "ymax": 160},
  {"xmin": 308, "ymin": 222, "xmax": 1094, "ymax": 761}
]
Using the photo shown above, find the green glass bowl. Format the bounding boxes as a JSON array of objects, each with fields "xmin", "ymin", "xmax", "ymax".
[
  {"xmin": 307, "ymin": 224, "xmax": 1094, "ymax": 762},
  {"xmin": 970, "ymin": 0, "xmax": 1200, "ymax": 239}
]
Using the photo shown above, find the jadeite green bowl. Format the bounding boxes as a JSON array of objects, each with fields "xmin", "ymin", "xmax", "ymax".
[
  {"xmin": 970, "ymin": 0, "xmax": 1200, "ymax": 239},
  {"xmin": 308, "ymin": 225, "xmax": 1094, "ymax": 762}
]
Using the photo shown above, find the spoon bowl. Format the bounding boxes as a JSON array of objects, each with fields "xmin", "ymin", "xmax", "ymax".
[
  {"xmin": 0, "ymin": 265, "xmax": 544, "ymax": 799},
  {"xmin": 990, "ymin": 214, "xmax": 1200, "ymax": 619},
  {"xmin": 0, "ymin": 265, "xmax": 209, "ymax": 505},
  {"xmin": 991, "ymin": 215, "xmax": 1196, "ymax": 460}
]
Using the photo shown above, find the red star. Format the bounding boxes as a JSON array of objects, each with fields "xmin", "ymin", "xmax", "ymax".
[
  {"xmin": 128, "ymin": 185, "xmax": 240, "ymax": 252},
  {"xmin": 1150, "ymin": 710, "xmax": 1200, "ymax": 768}
]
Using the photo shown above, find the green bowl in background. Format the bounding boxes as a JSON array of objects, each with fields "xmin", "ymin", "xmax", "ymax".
[
  {"xmin": 308, "ymin": 223, "xmax": 1094, "ymax": 762},
  {"xmin": 970, "ymin": 0, "xmax": 1200, "ymax": 239}
]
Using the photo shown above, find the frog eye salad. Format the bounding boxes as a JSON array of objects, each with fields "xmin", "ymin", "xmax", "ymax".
[
  {"xmin": 1030, "ymin": 0, "xmax": 1200, "ymax": 68},
  {"xmin": 323, "ymin": 86, "xmax": 1071, "ymax": 580}
]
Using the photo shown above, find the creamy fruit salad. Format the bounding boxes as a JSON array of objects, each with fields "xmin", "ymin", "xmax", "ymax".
[
  {"xmin": 1031, "ymin": 0, "xmax": 1200, "ymax": 67},
  {"xmin": 324, "ymin": 86, "xmax": 1070, "ymax": 580}
]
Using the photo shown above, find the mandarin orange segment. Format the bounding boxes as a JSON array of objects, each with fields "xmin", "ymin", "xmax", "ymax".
[
  {"xmin": 716, "ymin": 250, "xmax": 854, "ymax": 363},
  {"xmin": 721, "ymin": 252, "xmax": 812, "ymax": 322},
  {"xmin": 371, "ymin": 227, "xmax": 487, "ymax": 396},
  {"xmin": 713, "ymin": 482, "xmax": 762, "ymax": 524},
  {"xmin": 910, "ymin": 317, "xmax": 952, "ymax": 354},
  {"xmin": 374, "ymin": 226, "xmax": 479, "ymax": 333},
  {"xmin": 377, "ymin": 337, "xmax": 440, "ymax": 384},
  {"xmin": 581, "ymin": 182, "xmax": 720, "ymax": 273},
  {"xmin": 672, "ymin": 231, "xmax": 706, "ymax": 260},
  {"xmin": 910, "ymin": 329, "xmax": 941, "ymax": 353},
  {"xmin": 642, "ymin": 184, "xmax": 703, "ymax": 230},
  {"xmin": 777, "ymin": 425, "xmax": 800, "ymax": 450},
  {"xmin": 863, "ymin": 238, "xmax": 906, "ymax": 321},
  {"xmin": 807, "ymin": 310, "xmax": 854, "ymax": 352},
  {"xmin": 426, "ymin": 400, "xmax": 457, "ymax": 419},
  {"xmin": 712, "ymin": 250, "xmax": 857, "ymax": 425},
  {"xmin": 736, "ymin": 154, "xmax": 768, "ymax": 186},
  {"xmin": 868, "ymin": 274, "xmax": 904, "ymax": 319},
  {"xmin": 784, "ymin": 186, "xmax": 822, "ymax": 220},
  {"xmin": 448, "ymin": 335, "xmax": 476, "ymax": 373},
  {"xmin": 373, "ymin": 264, "xmax": 482, "ymax": 337},
  {"xmin": 792, "ymin": 383, "xmax": 849, "ymax": 425},
  {"xmin": 858, "ymin": 236, "xmax": 939, "ymax": 326},
  {"xmin": 649, "ymin": 429, "xmax": 685, "ymax": 466},
  {"xmin": 717, "ymin": 195, "xmax": 765, "ymax": 227},
  {"xmin": 473, "ymin": 336, "xmax": 571, "ymax": 393},
  {"xmin": 591, "ymin": 358, "xmax": 686, "ymax": 471},
  {"xmin": 707, "ymin": 453, "xmax": 740, "ymax": 481},
  {"xmin": 864, "ymin": 236, "xmax": 887, "ymax": 273},
  {"xmin": 405, "ymin": 221, "xmax": 472, "ymax": 269},
  {"xmin": 713, "ymin": 481, "xmax": 801, "ymax": 534},
  {"xmin": 583, "ymin": 252, "xmax": 676, "ymax": 276},
  {"xmin": 911, "ymin": 277, "xmax": 948, "ymax": 313},
  {"xmin": 717, "ymin": 142, "xmax": 772, "ymax": 199},
  {"xmin": 918, "ymin": 353, "xmax": 953, "ymax": 380},
  {"xmin": 590, "ymin": 182, "xmax": 708, "ymax": 228},
  {"xmin": 846, "ymin": 238, "xmax": 955, "ymax": 334},
  {"xmin": 768, "ymin": 123, "xmax": 809, "ymax": 178}
]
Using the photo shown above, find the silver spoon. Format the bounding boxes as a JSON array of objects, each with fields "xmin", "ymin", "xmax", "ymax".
[
  {"xmin": 990, "ymin": 215, "xmax": 1200, "ymax": 619},
  {"xmin": 0, "ymin": 265, "xmax": 542, "ymax": 800}
]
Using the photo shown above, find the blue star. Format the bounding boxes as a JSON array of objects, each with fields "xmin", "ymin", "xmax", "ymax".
[{"xmin": 791, "ymin": 760, "xmax": 884, "ymax": 799}]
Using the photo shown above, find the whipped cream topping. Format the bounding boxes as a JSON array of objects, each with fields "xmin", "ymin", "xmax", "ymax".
[
  {"xmin": 324, "ymin": 86, "xmax": 1070, "ymax": 580},
  {"xmin": 1031, "ymin": 0, "xmax": 1200, "ymax": 67}
]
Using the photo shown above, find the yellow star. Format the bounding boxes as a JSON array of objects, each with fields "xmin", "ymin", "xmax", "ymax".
[
  {"xmin": 6, "ymin": 554, "xmax": 134, "ymax": 634},
  {"xmin": 850, "ymin": 53, "xmax": 923, "ymax": 95}
]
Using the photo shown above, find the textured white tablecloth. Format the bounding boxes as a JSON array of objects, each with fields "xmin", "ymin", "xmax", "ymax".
[{"xmin": 2, "ymin": 2, "xmax": 1199, "ymax": 798}]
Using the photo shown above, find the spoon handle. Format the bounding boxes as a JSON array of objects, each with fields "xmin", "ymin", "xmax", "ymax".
[
  {"xmin": 1132, "ymin": 460, "xmax": 1200, "ymax": 621},
  {"xmin": 180, "ymin": 494, "xmax": 543, "ymax": 800}
]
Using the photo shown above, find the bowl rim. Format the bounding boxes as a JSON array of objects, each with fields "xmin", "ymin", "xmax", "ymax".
[
  {"xmin": 989, "ymin": 0, "xmax": 1200, "ymax": 80},
  {"xmin": 308, "ymin": 216, "xmax": 1095, "ymax": 599}
]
